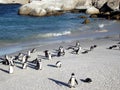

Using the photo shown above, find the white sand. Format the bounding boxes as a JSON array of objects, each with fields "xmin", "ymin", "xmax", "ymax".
[{"xmin": 0, "ymin": 38, "xmax": 120, "ymax": 90}]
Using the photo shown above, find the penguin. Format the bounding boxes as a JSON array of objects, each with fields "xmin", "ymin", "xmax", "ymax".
[
  {"xmin": 9, "ymin": 56, "xmax": 15, "ymax": 66},
  {"xmin": 9, "ymin": 60, "xmax": 14, "ymax": 74},
  {"xmin": 108, "ymin": 45, "xmax": 117, "ymax": 49},
  {"xmin": 67, "ymin": 41, "xmax": 80, "ymax": 50},
  {"xmin": 48, "ymin": 52, "xmax": 52, "ymax": 60},
  {"xmin": 39, "ymin": 59, "xmax": 42, "ymax": 70},
  {"xmin": 27, "ymin": 50, "xmax": 31, "ymax": 58},
  {"xmin": 72, "ymin": 47, "xmax": 80, "ymax": 54},
  {"xmin": 90, "ymin": 46, "xmax": 94, "ymax": 51},
  {"xmin": 57, "ymin": 46, "xmax": 65, "ymax": 57},
  {"xmin": 35, "ymin": 58, "xmax": 42, "ymax": 70},
  {"xmin": 75, "ymin": 41, "xmax": 80, "ymax": 47},
  {"xmin": 68, "ymin": 73, "xmax": 78, "ymax": 88},
  {"xmin": 84, "ymin": 78, "xmax": 92, "ymax": 83},
  {"xmin": 22, "ymin": 55, "xmax": 29, "ymax": 69},
  {"xmin": 5, "ymin": 55, "xmax": 9, "ymax": 60},
  {"xmin": 56, "ymin": 61, "xmax": 62, "ymax": 68},
  {"xmin": 22, "ymin": 55, "xmax": 26, "ymax": 63},
  {"xmin": 2, "ymin": 55, "xmax": 9, "ymax": 65},
  {"xmin": 17, "ymin": 53, "xmax": 23, "ymax": 61},
  {"xmin": 9, "ymin": 65, "xmax": 14, "ymax": 74},
  {"xmin": 22, "ymin": 62, "xmax": 27, "ymax": 69},
  {"xmin": 44, "ymin": 50, "xmax": 49, "ymax": 58}
]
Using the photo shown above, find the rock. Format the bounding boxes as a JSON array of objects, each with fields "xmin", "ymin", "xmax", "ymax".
[
  {"xmin": 71, "ymin": 9, "xmax": 81, "ymax": 13},
  {"xmin": 107, "ymin": 0, "xmax": 120, "ymax": 11},
  {"xmin": 18, "ymin": 0, "xmax": 120, "ymax": 18},
  {"xmin": 18, "ymin": 0, "xmax": 93, "ymax": 17},
  {"xmin": 61, "ymin": 0, "xmax": 79, "ymax": 11},
  {"xmin": 110, "ymin": 11, "xmax": 120, "ymax": 20},
  {"xmin": 86, "ymin": 6, "xmax": 100, "ymax": 14},
  {"xmin": 90, "ymin": 14, "xmax": 98, "ymax": 18},
  {"xmin": 0, "ymin": 0, "xmax": 7, "ymax": 3},
  {"xmin": 92, "ymin": 0, "xmax": 120, "ymax": 12},
  {"xmin": 18, "ymin": 4, "xmax": 32, "ymax": 15},
  {"xmin": 82, "ymin": 18, "xmax": 90, "ymax": 24},
  {"xmin": 0, "ymin": 0, "xmax": 29, "ymax": 4},
  {"xmin": 29, "ymin": 8, "xmax": 47, "ymax": 16},
  {"xmin": 78, "ymin": 15, "xmax": 87, "ymax": 18},
  {"xmin": 92, "ymin": 0, "xmax": 108, "ymax": 9}
]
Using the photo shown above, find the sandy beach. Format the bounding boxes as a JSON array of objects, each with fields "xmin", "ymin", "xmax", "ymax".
[{"xmin": 0, "ymin": 35, "xmax": 120, "ymax": 90}]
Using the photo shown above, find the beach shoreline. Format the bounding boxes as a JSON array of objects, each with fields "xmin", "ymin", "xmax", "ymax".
[{"xmin": 0, "ymin": 34, "xmax": 120, "ymax": 90}]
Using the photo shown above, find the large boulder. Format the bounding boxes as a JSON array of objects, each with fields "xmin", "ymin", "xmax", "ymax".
[
  {"xmin": 92, "ymin": 0, "xmax": 108, "ymax": 9},
  {"xmin": 0, "ymin": 0, "xmax": 29, "ymax": 4},
  {"xmin": 86, "ymin": 6, "xmax": 100, "ymax": 14},
  {"xmin": 107, "ymin": 0, "xmax": 120, "ymax": 11},
  {"xmin": 18, "ymin": 0, "xmax": 80, "ymax": 16},
  {"xmin": 0, "ymin": 0, "xmax": 7, "ymax": 3},
  {"xmin": 29, "ymin": 8, "xmax": 47, "ymax": 16},
  {"xmin": 18, "ymin": 4, "xmax": 32, "ymax": 15},
  {"xmin": 92, "ymin": 0, "xmax": 120, "ymax": 12}
]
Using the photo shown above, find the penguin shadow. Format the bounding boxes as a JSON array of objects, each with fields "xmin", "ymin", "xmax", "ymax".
[
  {"xmin": 81, "ymin": 49, "xmax": 90, "ymax": 54},
  {"xmin": 53, "ymin": 49, "xmax": 59, "ymax": 52},
  {"xmin": 27, "ymin": 63, "xmax": 35, "ymax": 69},
  {"xmin": 80, "ymin": 78, "xmax": 92, "ymax": 83},
  {"xmin": 0, "ymin": 58, "xmax": 4, "ymax": 63},
  {"xmin": 38, "ymin": 55, "xmax": 49, "ymax": 60},
  {"xmin": 106, "ymin": 47, "xmax": 120, "ymax": 50},
  {"xmin": 47, "ymin": 64, "xmax": 57, "ymax": 68},
  {"xmin": 14, "ymin": 60, "xmax": 22, "ymax": 65},
  {"xmin": 16, "ymin": 65, "xmax": 23, "ymax": 69},
  {"xmin": 66, "ymin": 45, "xmax": 75, "ymax": 50},
  {"xmin": 70, "ymin": 51, "xmax": 79, "ymax": 55},
  {"xmin": 0, "ymin": 57, "xmax": 4, "ymax": 61},
  {"xmin": 48, "ymin": 78, "xmax": 70, "ymax": 88},
  {"xmin": 0, "ymin": 68, "xmax": 9, "ymax": 73}
]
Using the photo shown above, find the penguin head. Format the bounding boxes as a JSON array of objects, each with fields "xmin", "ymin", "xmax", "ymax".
[{"xmin": 71, "ymin": 73, "xmax": 75, "ymax": 76}]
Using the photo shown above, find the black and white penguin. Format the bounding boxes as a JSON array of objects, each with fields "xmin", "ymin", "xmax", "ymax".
[
  {"xmin": 108, "ymin": 45, "xmax": 117, "ymax": 49},
  {"xmin": 44, "ymin": 50, "xmax": 49, "ymax": 58},
  {"xmin": 68, "ymin": 73, "xmax": 78, "ymax": 88},
  {"xmin": 35, "ymin": 58, "xmax": 42, "ymax": 70},
  {"xmin": 2, "ymin": 55, "xmax": 9, "ymax": 65},
  {"xmin": 56, "ymin": 61, "xmax": 62, "ymax": 68},
  {"xmin": 17, "ymin": 53, "xmax": 24, "ymax": 61},
  {"xmin": 48, "ymin": 52, "xmax": 52, "ymax": 60},
  {"xmin": 9, "ymin": 64, "xmax": 14, "ymax": 74},
  {"xmin": 57, "ymin": 46, "xmax": 65, "ymax": 57},
  {"xmin": 22, "ymin": 62, "xmax": 27, "ymax": 69},
  {"xmin": 27, "ymin": 50, "xmax": 31, "ymax": 58},
  {"xmin": 22, "ymin": 55, "xmax": 26, "ymax": 63},
  {"xmin": 9, "ymin": 56, "xmax": 15, "ymax": 66},
  {"xmin": 9, "ymin": 58, "xmax": 14, "ymax": 74},
  {"xmin": 39, "ymin": 59, "xmax": 42, "ymax": 70},
  {"xmin": 72, "ymin": 46, "xmax": 81, "ymax": 54},
  {"xmin": 84, "ymin": 78, "xmax": 92, "ymax": 83},
  {"xmin": 67, "ymin": 41, "xmax": 80, "ymax": 50},
  {"xmin": 75, "ymin": 41, "xmax": 80, "ymax": 47}
]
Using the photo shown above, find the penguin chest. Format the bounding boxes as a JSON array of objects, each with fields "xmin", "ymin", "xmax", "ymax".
[
  {"xmin": 39, "ymin": 62, "xmax": 42, "ymax": 69},
  {"xmin": 71, "ymin": 78, "xmax": 75, "ymax": 86},
  {"xmin": 23, "ymin": 63, "xmax": 27, "ymax": 69},
  {"xmin": 48, "ymin": 54, "xmax": 51, "ymax": 60},
  {"xmin": 9, "ymin": 66, "xmax": 14, "ymax": 74}
]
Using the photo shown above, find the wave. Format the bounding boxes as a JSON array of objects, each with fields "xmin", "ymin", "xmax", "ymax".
[{"xmin": 35, "ymin": 31, "xmax": 71, "ymax": 38}]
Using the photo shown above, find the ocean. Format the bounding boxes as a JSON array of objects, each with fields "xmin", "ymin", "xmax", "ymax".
[{"xmin": 0, "ymin": 4, "xmax": 120, "ymax": 56}]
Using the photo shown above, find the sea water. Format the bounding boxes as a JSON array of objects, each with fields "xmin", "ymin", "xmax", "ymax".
[{"xmin": 0, "ymin": 4, "xmax": 120, "ymax": 56}]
